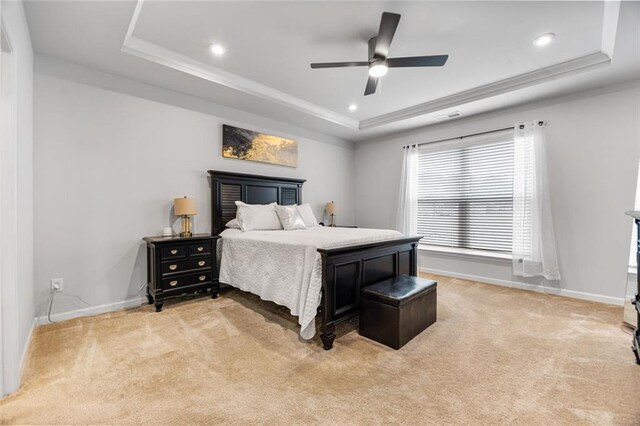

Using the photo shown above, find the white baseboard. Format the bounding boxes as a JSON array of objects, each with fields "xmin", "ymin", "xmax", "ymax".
[
  {"xmin": 36, "ymin": 296, "xmax": 147, "ymax": 326},
  {"xmin": 19, "ymin": 317, "xmax": 37, "ymax": 375},
  {"xmin": 419, "ymin": 267, "xmax": 625, "ymax": 306}
]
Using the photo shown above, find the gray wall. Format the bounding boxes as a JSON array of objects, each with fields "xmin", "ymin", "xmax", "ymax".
[
  {"xmin": 355, "ymin": 82, "xmax": 640, "ymax": 304},
  {"xmin": 30, "ymin": 51, "xmax": 640, "ymax": 326},
  {"xmin": 1, "ymin": 0, "xmax": 34, "ymax": 394},
  {"xmin": 34, "ymin": 58, "xmax": 355, "ymax": 319}
]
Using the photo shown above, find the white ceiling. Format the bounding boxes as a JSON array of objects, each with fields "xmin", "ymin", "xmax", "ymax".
[
  {"xmin": 24, "ymin": 1, "xmax": 640, "ymax": 142},
  {"xmin": 133, "ymin": 1, "xmax": 603, "ymax": 119}
]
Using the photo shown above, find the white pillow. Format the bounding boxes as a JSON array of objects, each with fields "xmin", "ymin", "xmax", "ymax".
[
  {"xmin": 275, "ymin": 205, "xmax": 307, "ymax": 231},
  {"xmin": 225, "ymin": 218, "xmax": 240, "ymax": 229},
  {"xmin": 296, "ymin": 203, "xmax": 319, "ymax": 227},
  {"xmin": 235, "ymin": 201, "xmax": 282, "ymax": 231}
]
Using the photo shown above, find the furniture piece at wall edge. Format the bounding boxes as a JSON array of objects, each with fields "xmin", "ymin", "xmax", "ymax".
[
  {"xmin": 625, "ymin": 211, "xmax": 640, "ymax": 365},
  {"xmin": 209, "ymin": 170, "xmax": 421, "ymax": 350},
  {"xmin": 143, "ymin": 234, "xmax": 220, "ymax": 312}
]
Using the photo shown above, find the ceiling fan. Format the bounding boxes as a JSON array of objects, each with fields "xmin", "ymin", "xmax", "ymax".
[{"xmin": 310, "ymin": 12, "xmax": 449, "ymax": 96}]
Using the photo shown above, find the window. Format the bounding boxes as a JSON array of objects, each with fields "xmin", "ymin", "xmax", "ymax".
[{"xmin": 417, "ymin": 131, "xmax": 514, "ymax": 253}]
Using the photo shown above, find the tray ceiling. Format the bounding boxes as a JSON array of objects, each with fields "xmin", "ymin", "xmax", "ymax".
[
  {"xmin": 123, "ymin": 0, "xmax": 616, "ymax": 130},
  {"xmin": 24, "ymin": 1, "xmax": 639, "ymax": 141}
]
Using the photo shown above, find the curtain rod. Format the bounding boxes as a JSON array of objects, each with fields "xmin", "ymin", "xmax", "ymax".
[
  {"xmin": 402, "ymin": 126, "xmax": 513, "ymax": 149},
  {"xmin": 402, "ymin": 121, "xmax": 545, "ymax": 149}
]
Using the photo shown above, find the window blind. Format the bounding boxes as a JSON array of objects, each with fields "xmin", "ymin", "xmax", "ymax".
[{"xmin": 417, "ymin": 134, "xmax": 514, "ymax": 253}]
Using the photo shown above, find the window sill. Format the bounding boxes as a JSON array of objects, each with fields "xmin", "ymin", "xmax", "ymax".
[{"xmin": 418, "ymin": 244, "xmax": 512, "ymax": 261}]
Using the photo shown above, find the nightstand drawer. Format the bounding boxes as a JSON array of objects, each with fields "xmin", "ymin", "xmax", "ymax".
[
  {"xmin": 162, "ymin": 271, "xmax": 212, "ymax": 291},
  {"xmin": 188, "ymin": 242, "xmax": 212, "ymax": 256},
  {"xmin": 161, "ymin": 258, "xmax": 212, "ymax": 275},
  {"xmin": 161, "ymin": 246, "xmax": 186, "ymax": 260}
]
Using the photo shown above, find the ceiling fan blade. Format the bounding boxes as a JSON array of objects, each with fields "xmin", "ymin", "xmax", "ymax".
[
  {"xmin": 374, "ymin": 12, "xmax": 401, "ymax": 58},
  {"xmin": 387, "ymin": 55, "xmax": 449, "ymax": 67},
  {"xmin": 310, "ymin": 61, "xmax": 369, "ymax": 69},
  {"xmin": 364, "ymin": 76, "xmax": 378, "ymax": 96}
]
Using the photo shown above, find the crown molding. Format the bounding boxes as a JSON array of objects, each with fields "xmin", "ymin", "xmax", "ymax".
[
  {"xmin": 122, "ymin": 0, "xmax": 620, "ymax": 132},
  {"xmin": 122, "ymin": 0, "xmax": 359, "ymax": 130},
  {"xmin": 358, "ymin": 52, "xmax": 611, "ymax": 129},
  {"xmin": 121, "ymin": 36, "xmax": 360, "ymax": 130},
  {"xmin": 360, "ymin": 1, "xmax": 620, "ymax": 130}
]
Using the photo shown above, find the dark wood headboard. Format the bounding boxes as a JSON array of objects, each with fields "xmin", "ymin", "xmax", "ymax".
[{"xmin": 208, "ymin": 170, "xmax": 306, "ymax": 235}]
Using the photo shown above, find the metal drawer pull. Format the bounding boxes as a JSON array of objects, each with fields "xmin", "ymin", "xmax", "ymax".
[
  {"xmin": 199, "ymin": 276, "xmax": 206, "ymax": 281},
  {"xmin": 197, "ymin": 247, "xmax": 204, "ymax": 252},
  {"xmin": 169, "ymin": 280, "xmax": 178, "ymax": 287},
  {"xmin": 198, "ymin": 261, "xmax": 205, "ymax": 266},
  {"xmin": 170, "ymin": 249, "xmax": 178, "ymax": 255},
  {"xmin": 169, "ymin": 264, "xmax": 177, "ymax": 271}
]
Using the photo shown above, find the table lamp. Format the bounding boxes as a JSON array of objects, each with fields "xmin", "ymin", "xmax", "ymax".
[
  {"xmin": 326, "ymin": 201, "xmax": 336, "ymax": 227},
  {"xmin": 174, "ymin": 196, "xmax": 197, "ymax": 237}
]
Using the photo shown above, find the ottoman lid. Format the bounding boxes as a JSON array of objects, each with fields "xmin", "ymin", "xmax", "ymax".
[{"xmin": 361, "ymin": 275, "xmax": 437, "ymax": 307}]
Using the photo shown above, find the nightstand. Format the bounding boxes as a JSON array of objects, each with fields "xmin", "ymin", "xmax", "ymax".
[{"xmin": 143, "ymin": 234, "xmax": 220, "ymax": 312}]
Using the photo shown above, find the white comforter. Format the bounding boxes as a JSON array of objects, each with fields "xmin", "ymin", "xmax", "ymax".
[{"xmin": 218, "ymin": 227, "xmax": 403, "ymax": 339}]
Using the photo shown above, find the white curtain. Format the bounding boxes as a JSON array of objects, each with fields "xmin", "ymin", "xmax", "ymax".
[
  {"xmin": 512, "ymin": 121, "xmax": 560, "ymax": 280},
  {"xmin": 396, "ymin": 145, "xmax": 419, "ymax": 236}
]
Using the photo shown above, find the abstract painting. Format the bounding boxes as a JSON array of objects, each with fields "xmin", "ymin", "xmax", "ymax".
[{"xmin": 222, "ymin": 125, "xmax": 298, "ymax": 167}]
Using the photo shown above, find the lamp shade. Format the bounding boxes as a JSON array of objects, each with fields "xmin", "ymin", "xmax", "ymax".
[
  {"xmin": 325, "ymin": 201, "xmax": 336, "ymax": 215},
  {"xmin": 174, "ymin": 197, "xmax": 197, "ymax": 216}
]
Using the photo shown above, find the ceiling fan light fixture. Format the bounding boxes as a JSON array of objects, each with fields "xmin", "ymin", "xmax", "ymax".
[
  {"xmin": 533, "ymin": 33, "xmax": 555, "ymax": 47},
  {"xmin": 210, "ymin": 44, "xmax": 225, "ymax": 56},
  {"xmin": 368, "ymin": 61, "xmax": 388, "ymax": 78}
]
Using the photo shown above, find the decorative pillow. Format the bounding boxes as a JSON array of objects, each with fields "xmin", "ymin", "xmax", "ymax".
[
  {"xmin": 296, "ymin": 203, "xmax": 319, "ymax": 227},
  {"xmin": 225, "ymin": 218, "xmax": 240, "ymax": 229},
  {"xmin": 275, "ymin": 205, "xmax": 307, "ymax": 231},
  {"xmin": 235, "ymin": 201, "xmax": 283, "ymax": 231}
]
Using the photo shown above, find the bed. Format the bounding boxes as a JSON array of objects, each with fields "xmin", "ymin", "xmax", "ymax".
[{"xmin": 209, "ymin": 170, "xmax": 421, "ymax": 349}]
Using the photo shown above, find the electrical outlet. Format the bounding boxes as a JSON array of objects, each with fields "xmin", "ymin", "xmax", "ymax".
[{"xmin": 50, "ymin": 278, "xmax": 63, "ymax": 293}]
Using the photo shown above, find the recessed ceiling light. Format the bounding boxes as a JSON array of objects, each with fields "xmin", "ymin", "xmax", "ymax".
[
  {"xmin": 348, "ymin": 104, "xmax": 358, "ymax": 112},
  {"xmin": 210, "ymin": 44, "xmax": 225, "ymax": 56},
  {"xmin": 368, "ymin": 61, "xmax": 388, "ymax": 78},
  {"xmin": 533, "ymin": 33, "xmax": 555, "ymax": 47}
]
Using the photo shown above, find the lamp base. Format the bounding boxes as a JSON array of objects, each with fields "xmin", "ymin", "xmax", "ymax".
[
  {"xmin": 180, "ymin": 215, "xmax": 193, "ymax": 237},
  {"xmin": 329, "ymin": 214, "xmax": 336, "ymax": 227}
]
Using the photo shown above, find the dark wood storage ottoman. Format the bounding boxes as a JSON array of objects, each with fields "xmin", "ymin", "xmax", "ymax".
[{"xmin": 359, "ymin": 275, "xmax": 437, "ymax": 350}]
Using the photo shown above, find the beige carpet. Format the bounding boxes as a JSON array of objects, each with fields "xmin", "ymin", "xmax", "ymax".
[{"xmin": 1, "ymin": 273, "xmax": 639, "ymax": 425}]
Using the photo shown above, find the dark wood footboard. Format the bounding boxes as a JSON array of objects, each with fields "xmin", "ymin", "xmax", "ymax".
[{"xmin": 317, "ymin": 236, "xmax": 421, "ymax": 350}]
